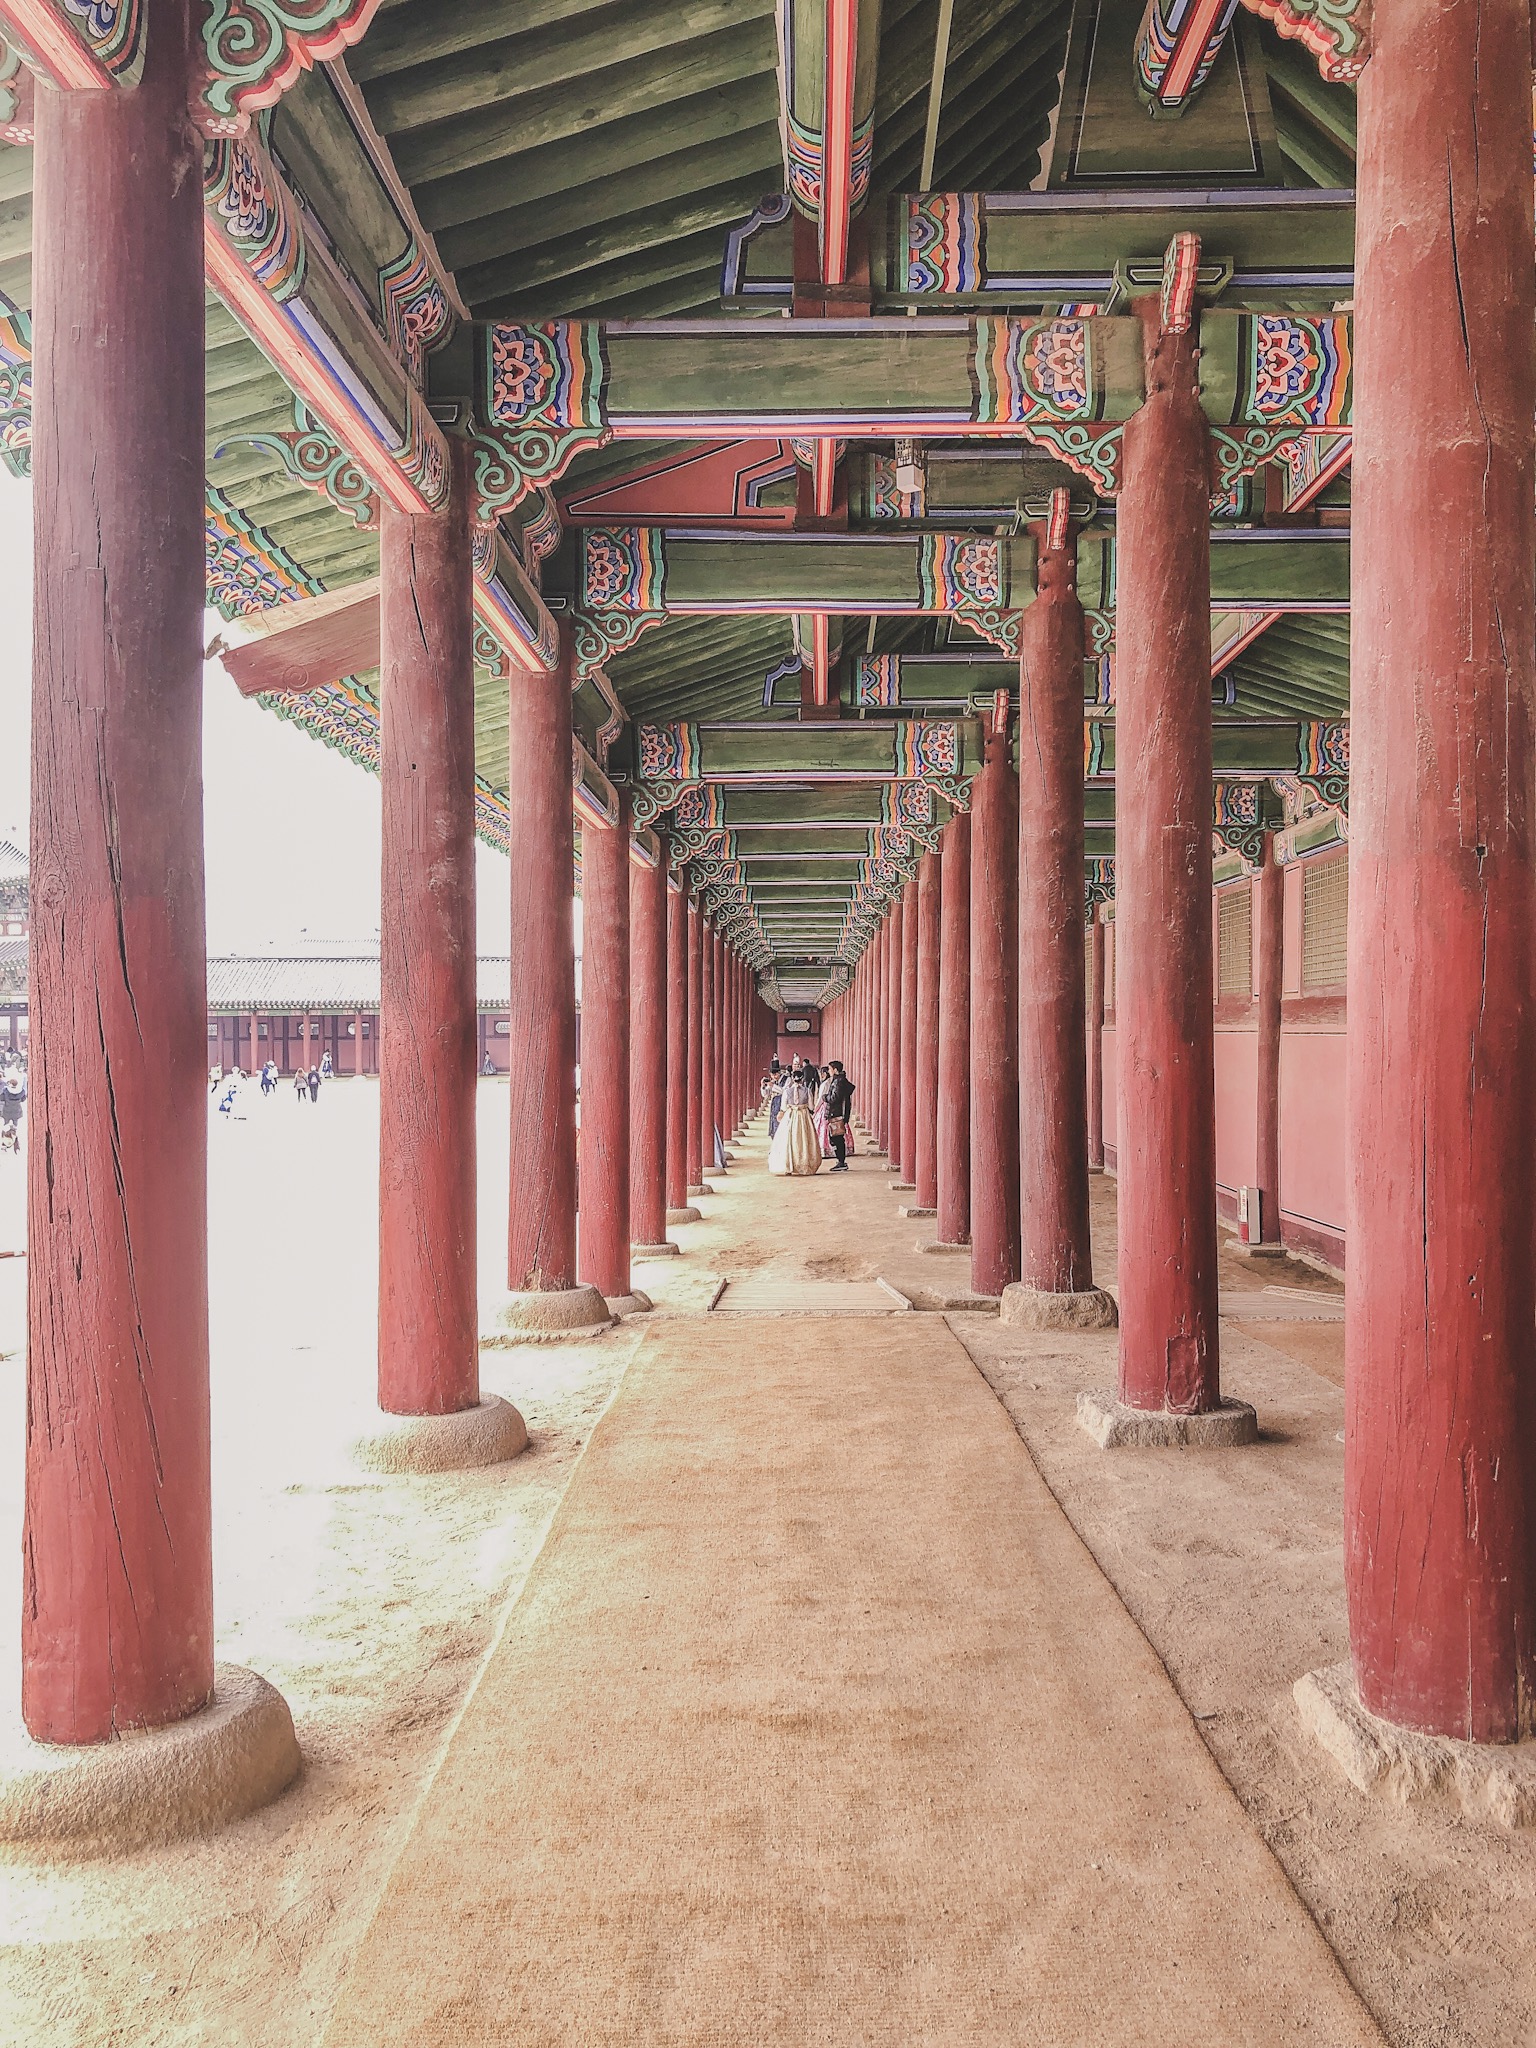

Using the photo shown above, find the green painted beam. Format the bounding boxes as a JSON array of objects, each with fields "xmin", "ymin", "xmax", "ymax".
[{"xmin": 723, "ymin": 187, "xmax": 1353, "ymax": 310}]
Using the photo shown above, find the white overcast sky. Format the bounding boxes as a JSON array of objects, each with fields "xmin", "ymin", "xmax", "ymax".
[{"xmin": 0, "ymin": 475, "xmax": 515, "ymax": 955}]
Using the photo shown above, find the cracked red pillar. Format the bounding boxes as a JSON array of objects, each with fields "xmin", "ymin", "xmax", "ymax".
[
  {"xmin": 1346, "ymin": 0, "xmax": 1536, "ymax": 1740},
  {"xmin": 938, "ymin": 813, "xmax": 971, "ymax": 1246},
  {"xmin": 1086, "ymin": 917, "xmax": 1106, "ymax": 1173},
  {"xmin": 630, "ymin": 832, "xmax": 669, "ymax": 1248},
  {"xmin": 915, "ymin": 849, "xmax": 941, "ymax": 1208},
  {"xmin": 685, "ymin": 895, "xmax": 703, "ymax": 1186},
  {"xmin": 1114, "ymin": 282, "xmax": 1219, "ymax": 1412},
  {"xmin": 579, "ymin": 793, "xmax": 630, "ymax": 1299},
  {"xmin": 24, "ymin": 1, "xmax": 214, "ymax": 1742},
  {"xmin": 899, "ymin": 878, "xmax": 919, "ymax": 1182},
  {"xmin": 1017, "ymin": 515, "xmax": 1095, "ymax": 1296},
  {"xmin": 508, "ymin": 631, "xmax": 579, "ymax": 1293},
  {"xmin": 378, "ymin": 441, "xmax": 479, "ymax": 1418},
  {"xmin": 971, "ymin": 713, "xmax": 1020, "ymax": 1297}
]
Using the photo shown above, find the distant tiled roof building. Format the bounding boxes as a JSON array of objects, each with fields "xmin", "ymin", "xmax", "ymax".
[{"xmin": 205, "ymin": 954, "xmax": 513, "ymax": 1011}]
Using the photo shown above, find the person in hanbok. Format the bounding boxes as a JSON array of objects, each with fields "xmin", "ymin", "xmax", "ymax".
[{"xmin": 768, "ymin": 1059, "xmax": 821, "ymax": 1175}]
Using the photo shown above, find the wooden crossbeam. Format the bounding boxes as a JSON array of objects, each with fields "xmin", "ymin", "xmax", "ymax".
[
  {"xmin": 722, "ymin": 187, "xmax": 1355, "ymax": 309},
  {"xmin": 458, "ymin": 308, "xmax": 1352, "ymax": 510},
  {"xmin": 571, "ymin": 527, "xmax": 1347, "ymax": 688}
]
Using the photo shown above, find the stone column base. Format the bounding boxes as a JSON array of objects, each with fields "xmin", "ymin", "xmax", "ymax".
[
  {"xmin": 632, "ymin": 1240, "xmax": 681, "ymax": 1257},
  {"xmin": 488, "ymin": 1284, "xmax": 615, "ymax": 1345},
  {"xmin": 666, "ymin": 1206, "xmax": 703, "ymax": 1226},
  {"xmin": 686, "ymin": 1183, "xmax": 712, "ymax": 1198},
  {"xmin": 1000, "ymin": 1284, "xmax": 1119, "ymax": 1332},
  {"xmin": 1228, "ymin": 1240, "xmax": 1289, "ymax": 1262},
  {"xmin": 899, "ymin": 1204, "xmax": 937, "ymax": 1219},
  {"xmin": 0, "ymin": 1665, "xmax": 299, "ymax": 1860},
  {"xmin": 1076, "ymin": 1390, "xmax": 1258, "ymax": 1449},
  {"xmin": 1295, "ymin": 1662, "xmax": 1536, "ymax": 1828},
  {"xmin": 888, "ymin": 1179, "xmax": 916, "ymax": 1192},
  {"xmin": 353, "ymin": 1394, "xmax": 528, "ymax": 1475},
  {"xmin": 919, "ymin": 1240, "xmax": 970, "ymax": 1256},
  {"xmin": 606, "ymin": 1290, "xmax": 653, "ymax": 1318}
]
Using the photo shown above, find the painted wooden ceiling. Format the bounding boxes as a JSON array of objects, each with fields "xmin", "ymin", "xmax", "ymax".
[{"xmin": 0, "ymin": 0, "xmax": 1361, "ymax": 987}]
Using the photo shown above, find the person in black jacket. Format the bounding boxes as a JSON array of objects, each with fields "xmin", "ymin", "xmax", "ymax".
[{"xmin": 817, "ymin": 1061, "xmax": 855, "ymax": 1171}]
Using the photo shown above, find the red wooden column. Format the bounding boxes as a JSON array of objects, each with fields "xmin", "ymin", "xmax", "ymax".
[
  {"xmin": 698, "ymin": 915, "xmax": 715, "ymax": 1176},
  {"xmin": 937, "ymin": 814, "xmax": 971, "ymax": 1247},
  {"xmin": 970, "ymin": 711, "xmax": 1020, "ymax": 1298},
  {"xmin": 1086, "ymin": 917, "xmax": 1106, "ymax": 1173},
  {"xmin": 1010, "ymin": 509, "xmax": 1111, "ymax": 1324},
  {"xmin": 711, "ymin": 929, "xmax": 727, "ymax": 1162},
  {"xmin": 378, "ymin": 440, "xmax": 482, "ymax": 1417},
  {"xmin": 630, "ymin": 833, "xmax": 670, "ymax": 1252},
  {"xmin": 866, "ymin": 927, "xmax": 883, "ymax": 1147},
  {"xmin": 898, "ymin": 878, "xmax": 919, "ymax": 1184},
  {"xmin": 685, "ymin": 893, "xmax": 704, "ymax": 1189},
  {"xmin": 24, "ymin": 2, "xmax": 214, "ymax": 1743},
  {"xmin": 578, "ymin": 793, "xmax": 631, "ymax": 1300},
  {"xmin": 914, "ymin": 848, "xmax": 942, "ymax": 1209},
  {"xmin": 1110, "ymin": 266, "xmax": 1224, "ymax": 1418},
  {"xmin": 666, "ymin": 880, "xmax": 692, "ymax": 1212},
  {"xmin": 507, "ymin": 632, "xmax": 582, "ymax": 1298},
  {"xmin": 1252, "ymin": 842, "xmax": 1283, "ymax": 1245},
  {"xmin": 1342, "ymin": 0, "xmax": 1536, "ymax": 1741},
  {"xmin": 885, "ymin": 905, "xmax": 902, "ymax": 1159}
]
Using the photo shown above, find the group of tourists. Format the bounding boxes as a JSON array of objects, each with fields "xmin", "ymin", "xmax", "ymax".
[
  {"xmin": 210, "ymin": 1050, "xmax": 331, "ymax": 1119},
  {"xmin": 764, "ymin": 1055, "xmax": 856, "ymax": 1178}
]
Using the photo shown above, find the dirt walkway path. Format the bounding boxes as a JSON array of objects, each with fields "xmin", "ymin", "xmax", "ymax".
[{"xmin": 323, "ymin": 1136, "xmax": 1381, "ymax": 2048}]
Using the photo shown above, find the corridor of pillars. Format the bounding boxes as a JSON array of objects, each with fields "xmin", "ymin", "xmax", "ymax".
[{"xmin": 15, "ymin": 0, "xmax": 1536, "ymax": 1832}]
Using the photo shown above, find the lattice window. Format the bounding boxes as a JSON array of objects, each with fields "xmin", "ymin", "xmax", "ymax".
[
  {"xmin": 1084, "ymin": 925, "xmax": 1094, "ymax": 991},
  {"xmin": 1217, "ymin": 885, "xmax": 1253, "ymax": 999},
  {"xmin": 1104, "ymin": 922, "xmax": 1115, "ymax": 1010},
  {"xmin": 1302, "ymin": 855, "xmax": 1349, "ymax": 990}
]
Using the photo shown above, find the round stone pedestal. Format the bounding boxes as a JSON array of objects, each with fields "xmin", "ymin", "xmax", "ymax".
[
  {"xmin": 666, "ymin": 1206, "xmax": 702, "ymax": 1226},
  {"xmin": 353, "ymin": 1394, "xmax": 528, "ymax": 1474},
  {"xmin": 490, "ymin": 1284, "xmax": 615, "ymax": 1345},
  {"xmin": 632, "ymin": 1240, "xmax": 680, "ymax": 1257},
  {"xmin": 0, "ymin": 1665, "xmax": 299, "ymax": 1859},
  {"xmin": 606, "ymin": 1289, "xmax": 654, "ymax": 1318},
  {"xmin": 1000, "ymin": 1284, "xmax": 1119, "ymax": 1332}
]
